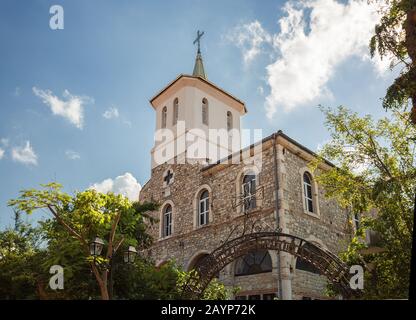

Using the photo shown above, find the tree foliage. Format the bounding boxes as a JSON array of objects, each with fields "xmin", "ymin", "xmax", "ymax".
[
  {"xmin": 3, "ymin": 183, "xmax": 229, "ymax": 300},
  {"xmin": 175, "ymin": 268, "xmax": 237, "ymax": 300},
  {"xmin": 0, "ymin": 219, "xmax": 44, "ymax": 299},
  {"xmin": 370, "ymin": 0, "xmax": 416, "ymax": 123},
  {"xmin": 313, "ymin": 106, "xmax": 415, "ymax": 299}
]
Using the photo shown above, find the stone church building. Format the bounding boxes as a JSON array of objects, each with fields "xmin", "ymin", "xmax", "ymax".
[{"xmin": 139, "ymin": 42, "xmax": 352, "ymax": 300}]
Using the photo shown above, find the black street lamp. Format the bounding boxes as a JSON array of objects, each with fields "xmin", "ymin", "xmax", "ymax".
[
  {"xmin": 89, "ymin": 237, "xmax": 138, "ymax": 299},
  {"xmin": 123, "ymin": 246, "xmax": 138, "ymax": 264},
  {"xmin": 90, "ymin": 237, "xmax": 104, "ymax": 257}
]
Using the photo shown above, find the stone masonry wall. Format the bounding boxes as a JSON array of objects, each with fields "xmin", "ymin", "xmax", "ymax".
[{"xmin": 139, "ymin": 140, "xmax": 351, "ymax": 299}]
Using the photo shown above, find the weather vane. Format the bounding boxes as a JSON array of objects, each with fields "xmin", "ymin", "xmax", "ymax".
[{"xmin": 193, "ymin": 30, "xmax": 204, "ymax": 53}]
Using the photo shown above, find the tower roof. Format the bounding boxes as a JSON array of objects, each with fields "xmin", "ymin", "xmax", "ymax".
[
  {"xmin": 192, "ymin": 30, "xmax": 206, "ymax": 79},
  {"xmin": 192, "ymin": 51, "xmax": 206, "ymax": 79},
  {"xmin": 149, "ymin": 74, "xmax": 247, "ymax": 114},
  {"xmin": 149, "ymin": 30, "xmax": 247, "ymax": 114}
]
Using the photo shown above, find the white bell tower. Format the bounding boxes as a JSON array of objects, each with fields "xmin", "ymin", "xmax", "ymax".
[{"xmin": 149, "ymin": 31, "xmax": 247, "ymax": 168}]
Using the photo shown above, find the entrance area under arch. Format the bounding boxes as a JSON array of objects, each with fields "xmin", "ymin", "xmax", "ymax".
[{"xmin": 179, "ymin": 232, "xmax": 356, "ymax": 299}]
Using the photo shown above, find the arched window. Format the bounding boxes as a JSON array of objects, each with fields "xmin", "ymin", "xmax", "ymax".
[
  {"xmin": 162, "ymin": 204, "xmax": 172, "ymax": 237},
  {"xmin": 242, "ymin": 174, "xmax": 256, "ymax": 212},
  {"xmin": 235, "ymin": 250, "xmax": 272, "ymax": 276},
  {"xmin": 303, "ymin": 172, "xmax": 314, "ymax": 213},
  {"xmin": 173, "ymin": 98, "xmax": 179, "ymax": 125},
  {"xmin": 202, "ymin": 98, "xmax": 209, "ymax": 125},
  {"xmin": 227, "ymin": 111, "xmax": 233, "ymax": 131},
  {"xmin": 161, "ymin": 106, "xmax": 167, "ymax": 129},
  {"xmin": 198, "ymin": 190, "xmax": 209, "ymax": 226}
]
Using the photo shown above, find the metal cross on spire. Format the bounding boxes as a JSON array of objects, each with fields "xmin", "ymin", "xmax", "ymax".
[{"xmin": 193, "ymin": 30, "xmax": 204, "ymax": 53}]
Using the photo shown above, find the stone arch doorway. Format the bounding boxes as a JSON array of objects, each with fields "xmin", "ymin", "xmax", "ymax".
[
  {"xmin": 180, "ymin": 232, "xmax": 356, "ymax": 299},
  {"xmin": 187, "ymin": 251, "xmax": 220, "ymax": 278},
  {"xmin": 187, "ymin": 251, "xmax": 210, "ymax": 271}
]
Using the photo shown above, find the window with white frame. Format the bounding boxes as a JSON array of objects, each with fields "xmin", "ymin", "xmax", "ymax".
[
  {"xmin": 173, "ymin": 98, "xmax": 179, "ymax": 125},
  {"xmin": 163, "ymin": 204, "xmax": 172, "ymax": 237},
  {"xmin": 242, "ymin": 174, "xmax": 256, "ymax": 212},
  {"xmin": 198, "ymin": 190, "xmax": 209, "ymax": 226},
  {"xmin": 202, "ymin": 98, "xmax": 209, "ymax": 125},
  {"xmin": 303, "ymin": 172, "xmax": 314, "ymax": 213}
]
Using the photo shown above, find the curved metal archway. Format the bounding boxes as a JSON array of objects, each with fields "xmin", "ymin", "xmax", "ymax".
[{"xmin": 180, "ymin": 231, "xmax": 357, "ymax": 299}]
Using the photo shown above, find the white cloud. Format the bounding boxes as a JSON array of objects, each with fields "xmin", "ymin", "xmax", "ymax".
[
  {"xmin": 317, "ymin": 141, "xmax": 371, "ymax": 175},
  {"xmin": 103, "ymin": 107, "xmax": 119, "ymax": 119},
  {"xmin": 229, "ymin": 0, "xmax": 386, "ymax": 118},
  {"xmin": 65, "ymin": 150, "xmax": 80, "ymax": 160},
  {"xmin": 342, "ymin": 145, "xmax": 371, "ymax": 175},
  {"xmin": 227, "ymin": 20, "xmax": 272, "ymax": 64},
  {"xmin": 1, "ymin": 138, "xmax": 9, "ymax": 160},
  {"xmin": 32, "ymin": 87, "xmax": 93, "ymax": 129},
  {"xmin": 90, "ymin": 172, "xmax": 142, "ymax": 201},
  {"xmin": 11, "ymin": 141, "xmax": 38, "ymax": 165}
]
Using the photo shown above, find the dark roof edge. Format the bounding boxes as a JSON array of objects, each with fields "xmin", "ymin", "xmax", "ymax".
[{"xmin": 201, "ymin": 130, "xmax": 335, "ymax": 172}]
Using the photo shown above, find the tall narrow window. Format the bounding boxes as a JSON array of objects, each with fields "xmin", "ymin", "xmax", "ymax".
[
  {"xmin": 227, "ymin": 111, "xmax": 233, "ymax": 131},
  {"xmin": 198, "ymin": 190, "xmax": 209, "ymax": 226},
  {"xmin": 163, "ymin": 204, "xmax": 172, "ymax": 237},
  {"xmin": 161, "ymin": 106, "xmax": 167, "ymax": 129},
  {"xmin": 173, "ymin": 98, "xmax": 179, "ymax": 125},
  {"xmin": 202, "ymin": 98, "xmax": 209, "ymax": 125},
  {"xmin": 303, "ymin": 172, "xmax": 314, "ymax": 213},
  {"xmin": 242, "ymin": 174, "xmax": 256, "ymax": 212}
]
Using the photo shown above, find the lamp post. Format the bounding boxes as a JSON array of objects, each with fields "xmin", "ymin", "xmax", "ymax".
[
  {"xmin": 90, "ymin": 237, "xmax": 138, "ymax": 299},
  {"xmin": 88, "ymin": 237, "xmax": 105, "ymax": 299},
  {"xmin": 90, "ymin": 237, "xmax": 104, "ymax": 257},
  {"xmin": 124, "ymin": 246, "xmax": 138, "ymax": 264}
]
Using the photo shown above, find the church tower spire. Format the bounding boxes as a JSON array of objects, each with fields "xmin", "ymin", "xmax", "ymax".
[
  {"xmin": 149, "ymin": 29, "xmax": 247, "ymax": 168},
  {"xmin": 192, "ymin": 30, "xmax": 206, "ymax": 79}
]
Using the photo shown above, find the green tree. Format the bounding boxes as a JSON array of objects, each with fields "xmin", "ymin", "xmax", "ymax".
[
  {"xmin": 313, "ymin": 106, "xmax": 415, "ymax": 299},
  {"xmin": 175, "ymin": 268, "xmax": 236, "ymax": 300},
  {"xmin": 370, "ymin": 0, "xmax": 416, "ymax": 123},
  {"xmin": 8, "ymin": 183, "xmax": 157, "ymax": 300},
  {"xmin": 6, "ymin": 183, "xmax": 230, "ymax": 300},
  {"xmin": 112, "ymin": 259, "xmax": 179, "ymax": 299},
  {"xmin": 113, "ymin": 260, "xmax": 231, "ymax": 300},
  {"xmin": 0, "ymin": 217, "xmax": 45, "ymax": 299}
]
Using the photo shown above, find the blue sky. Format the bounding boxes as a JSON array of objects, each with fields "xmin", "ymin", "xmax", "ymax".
[{"xmin": 0, "ymin": 0, "xmax": 396, "ymax": 228}]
